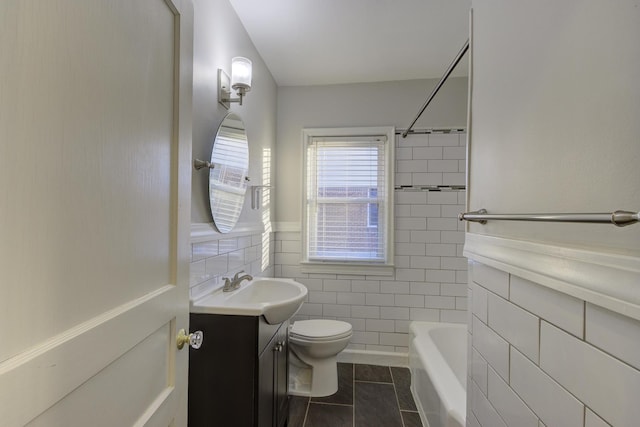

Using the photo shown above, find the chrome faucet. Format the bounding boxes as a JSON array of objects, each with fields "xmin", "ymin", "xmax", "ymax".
[{"xmin": 222, "ymin": 270, "xmax": 253, "ymax": 292}]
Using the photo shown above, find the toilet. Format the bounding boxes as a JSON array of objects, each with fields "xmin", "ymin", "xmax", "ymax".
[{"xmin": 288, "ymin": 319, "xmax": 353, "ymax": 397}]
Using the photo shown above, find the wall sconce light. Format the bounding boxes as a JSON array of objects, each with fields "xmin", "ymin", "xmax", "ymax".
[{"xmin": 218, "ymin": 56, "xmax": 252, "ymax": 110}]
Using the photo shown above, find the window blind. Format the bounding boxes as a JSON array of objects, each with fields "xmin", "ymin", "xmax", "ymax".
[{"xmin": 306, "ymin": 137, "xmax": 388, "ymax": 262}]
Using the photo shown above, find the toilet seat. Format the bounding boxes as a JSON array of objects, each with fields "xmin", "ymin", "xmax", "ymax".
[{"xmin": 290, "ymin": 319, "xmax": 352, "ymax": 342}]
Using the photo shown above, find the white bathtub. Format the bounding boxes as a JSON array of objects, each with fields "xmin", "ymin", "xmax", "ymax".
[{"xmin": 409, "ymin": 321, "xmax": 467, "ymax": 427}]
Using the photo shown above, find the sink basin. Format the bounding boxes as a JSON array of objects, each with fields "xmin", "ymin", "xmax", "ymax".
[{"xmin": 191, "ymin": 277, "xmax": 308, "ymax": 324}]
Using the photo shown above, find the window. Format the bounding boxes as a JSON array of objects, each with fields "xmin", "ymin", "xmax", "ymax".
[
  {"xmin": 302, "ymin": 127, "xmax": 394, "ymax": 275},
  {"xmin": 367, "ymin": 188, "xmax": 378, "ymax": 228}
]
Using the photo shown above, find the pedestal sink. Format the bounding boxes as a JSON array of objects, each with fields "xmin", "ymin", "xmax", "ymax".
[{"xmin": 190, "ymin": 277, "xmax": 308, "ymax": 324}]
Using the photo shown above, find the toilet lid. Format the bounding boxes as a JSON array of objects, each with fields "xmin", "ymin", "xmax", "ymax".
[{"xmin": 290, "ymin": 319, "xmax": 352, "ymax": 340}]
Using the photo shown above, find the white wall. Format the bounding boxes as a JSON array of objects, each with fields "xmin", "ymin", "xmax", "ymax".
[
  {"xmin": 190, "ymin": 0, "xmax": 278, "ymax": 296},
  {"xmin": 192, "ymin": 0, "xmax": 278, "ymax": 225},
  {"xmin": 468, "ymin": 0, "xmax": 640, "ymax": 253},
  {"xmin": 467, "ymin": 2, "xmax": 640, "ymax": 426},
  {"xmin": 276, "ymin": 77, "xmax": 468, "ymax": 223}
]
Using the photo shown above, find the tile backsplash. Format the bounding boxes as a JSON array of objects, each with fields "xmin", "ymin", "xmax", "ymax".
[
  {"xmin": 468, "ymin": 260, "xmax": 640, "ymax": 427},
  {"xmin": 189, "ymin": 229, "xmax": 275, "ymax": 300}
]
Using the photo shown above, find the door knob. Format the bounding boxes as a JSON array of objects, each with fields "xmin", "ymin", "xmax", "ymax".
[{"xmin": 177, "ymin": 329, "xmax": 204, "ymax": 350}]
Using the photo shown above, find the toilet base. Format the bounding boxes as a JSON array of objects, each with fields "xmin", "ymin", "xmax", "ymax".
[{"xmin": 288, "ymin": 352, "xmax": 338, "ymax": 397}]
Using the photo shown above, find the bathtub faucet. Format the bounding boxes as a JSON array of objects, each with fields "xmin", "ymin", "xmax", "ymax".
[{"xmin": 222, "ymin": 271, "xmax": 253, "ymax": 292}]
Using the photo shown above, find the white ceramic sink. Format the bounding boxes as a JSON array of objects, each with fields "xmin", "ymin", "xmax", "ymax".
[{"xmin": 191, "ymin": 277, "xmax": 308, "ymax": 324}]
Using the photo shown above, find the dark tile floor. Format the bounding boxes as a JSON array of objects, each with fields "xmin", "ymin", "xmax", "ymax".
[{"xmin": 288, "ymin": 363, "xmax": 423, "ymax": 427}]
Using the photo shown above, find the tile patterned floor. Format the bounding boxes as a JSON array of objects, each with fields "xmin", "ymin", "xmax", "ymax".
[{"xmin": 288, "ymin": 363, "xmax": 423, "ymax": 427}]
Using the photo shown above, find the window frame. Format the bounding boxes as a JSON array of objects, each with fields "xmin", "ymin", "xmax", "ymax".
[{"xmin": 300, "ymin": 126, "xmax": 395, "ymax": 276}]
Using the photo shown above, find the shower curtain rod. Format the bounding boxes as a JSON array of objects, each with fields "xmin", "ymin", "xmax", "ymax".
[
  {"xmin": 401, "ymin": 39, "xmax": 469, "ymax": 139},
  {"xmin": 394, "ymin": 127, "xmax": 465, "ymax": 135}
]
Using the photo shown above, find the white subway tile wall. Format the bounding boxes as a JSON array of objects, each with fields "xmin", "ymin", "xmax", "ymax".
[
  {"xmin": 585, "ymin": 303, "xmax": 640, "ymax": 371},
  {"xmin": 487, "ymin": 366, "xmax": 539, "ymax": 427},
  {"xmin": 189, "ymin": 231, "xmax": 275, "ymax": 300},
  {"xmin": 467, "ymin": 412, "xmax": 482, "ymax": 427},
  {"xmin": 471, "ymin": 379, "xmax": 509, "ymax": 427},
  {"xmin": 510, "ymin": 275, "xmax": 584, "ymax": 338},
  {"xmin": 272, "ymin": 132, "xmax": 468, "ymax": 353},
  {"xmin": 469, "ymin": 259, "xmax": 640, "ymax": 427},
  {"xmin": 585, "ymin": 409, "xmax": 611, "ymax": 427},
  {"xmin": 471, "ymin": 348, "xmax": 489, "ymax": 395}
]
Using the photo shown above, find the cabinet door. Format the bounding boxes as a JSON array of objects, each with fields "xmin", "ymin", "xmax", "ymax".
[
  {"xmin": 188, "ymin": 314, "xmax": 258, "ymax": 427},
  {"xmin": 274, "ymin": 325, "xmax": 290, "ymax": 427},
  {"xmin": 258, "ymin": 336, "xmax": 276, "ymax": 427}
]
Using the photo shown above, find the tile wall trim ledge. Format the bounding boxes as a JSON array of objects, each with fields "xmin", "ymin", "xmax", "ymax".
[
  {"xmin": 464, "ymin": 233, "xmax": 640, "ymax": 321},
  {"xmin": 190, "ymin": 222, "xmax": 266, "ymax": 243},
  {"xmin": 273, "ymin": 221, "xmax": 302, "ymax": 232}
]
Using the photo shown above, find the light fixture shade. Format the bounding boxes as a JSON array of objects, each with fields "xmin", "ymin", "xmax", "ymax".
[{"xmin": 231, "ymin": 57, "xmax": 252, "ymax": 92}]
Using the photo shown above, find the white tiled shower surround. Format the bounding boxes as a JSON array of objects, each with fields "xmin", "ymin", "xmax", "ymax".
[
  {"xmin": 276, "ymin": 132, "xmax": 468, "ymax": 353},
  {"xmin": 468, "ymin": 261, "xmax": 640, "ymax": 427}
]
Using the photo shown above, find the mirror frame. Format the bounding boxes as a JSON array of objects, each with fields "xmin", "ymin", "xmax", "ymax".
[{"xmin": 208, "ymin": 112, "xmax": 249, "ymax": 233}]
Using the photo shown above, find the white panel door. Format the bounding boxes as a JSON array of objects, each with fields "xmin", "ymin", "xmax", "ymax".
[{"xmin": 0, "ymin": 0, "xmax": 193, "ymax": 426}]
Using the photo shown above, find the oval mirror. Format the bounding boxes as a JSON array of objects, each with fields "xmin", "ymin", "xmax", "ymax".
[{"xmin": 209, "ymin": 112, "xmax": 249, "ymax": 233}]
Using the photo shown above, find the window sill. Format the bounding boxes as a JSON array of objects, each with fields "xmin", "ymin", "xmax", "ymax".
[{"xmin": 300, "ymin": 261, "xmax": 394, "ymax": 276}]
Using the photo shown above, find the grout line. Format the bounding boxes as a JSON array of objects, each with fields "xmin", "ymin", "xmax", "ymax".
[
  {"xmin": 354, "ymin": 379, "xmax": 394, "ymax": 385},
  {"xmin": 309, "ymin": 401, "xmax": 353, "ymax": 408},
  {"xmin": 301, "ymin": 397, "xmax": 310, "ymax": 427},
  {"xmin": 390, "ymin": 367, "xmax": 406, "ymax": 427},
  {"xmin": 582, "ymin": 300, "xmax": 587, "ymax": 340},
  {"xmin": 352, "ymin": 363, "xmax": 355, "ymax": 427},
  {"xmin": 298, "ymin": 363, "xmax": 418, "ymax": 427}
]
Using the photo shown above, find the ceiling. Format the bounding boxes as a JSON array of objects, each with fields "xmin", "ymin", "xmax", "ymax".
[{"xmin": 228, "ymin": 0, "xmax": 472, "ymax": 87}]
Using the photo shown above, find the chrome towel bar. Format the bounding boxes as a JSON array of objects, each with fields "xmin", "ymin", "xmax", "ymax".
[{"xmin": 459, "ymin": 209, "xmax": 640, "ymax": 227}]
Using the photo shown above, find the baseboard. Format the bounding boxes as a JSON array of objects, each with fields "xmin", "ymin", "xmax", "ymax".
[{"xmin": 337, "ymin": 349, "xmax": 408, "ymax": 367}]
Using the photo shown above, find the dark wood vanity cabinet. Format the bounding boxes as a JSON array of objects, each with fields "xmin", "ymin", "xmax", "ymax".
[
  {"xmin": 273, "ymin": 324, "xmax": 289, "ymax": 427},
  {"xmin": 188, "ymin": 313, "xmax": 289, "ymax": 427}
]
